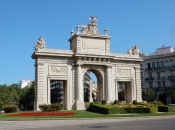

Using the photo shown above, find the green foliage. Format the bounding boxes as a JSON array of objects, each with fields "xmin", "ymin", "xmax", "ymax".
[
  {"xmin": 87, "ymin": 102, "xmax": 157, "ymax": 114},
  {"xmin": 133, "ymin": 100, "xmax": 138, "ymax": 104},
  {"xmin": 142, "ymin": 88, "xmax": 155, "ymax": 102},
  {"xmin": 88, "ymin": 103, "xmax": 126, "ymax": 114},
  {"xmin": 39, "ymin": 104, "xmax": 61, "ymax": 112},
  {"xmin": 114, "ymin": 100, "xmax": 119, "ymax": 104},
  {"xmin": 158, "ymin": 106, "xmax": 175, "ymax": 112},
  {"xmin": 118, "ymin": 90, "xmax": 125, "ymax": 101},
  {"xmin": 0, "ymin": 103, "xmax": 2, "ymax": 111},
  {"xmin": 20, "ymin": 81, "xmax": 35, "ymax": 110},
  {"xmin": 151, "ymin": 100, "xmax": 164, "ymax": 106},
  {"xmin": 102, "ymin": 100, "xmax": 106, "ymax": 105},
  {"xmin": 0, "ymin": 84, "xmax": 21, "ymax": 105},
  {"xmin": 3, "ymin": 105, "xmax": 17, "ymax": 113},
  {"xmin": 164, "ymin": 88, "xmax": 175, "ymax": 100},
  {"xmin": 125, "ymin": 107, "xmax": 157, "ymax": 113}
]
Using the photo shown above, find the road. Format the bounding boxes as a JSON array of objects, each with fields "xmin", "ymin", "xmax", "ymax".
[{"xmin": 0, "ymin": 116, "xmax": 175, "ymax": 130}]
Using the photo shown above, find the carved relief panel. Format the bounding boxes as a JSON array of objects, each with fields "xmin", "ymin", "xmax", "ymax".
[
  {"xmin": 116, "ymin": 68, "xmax": 131, "ymax": 77},
  {"xmin": 49, "ymin": 65, "xmax": 68, "ymax": 75}
]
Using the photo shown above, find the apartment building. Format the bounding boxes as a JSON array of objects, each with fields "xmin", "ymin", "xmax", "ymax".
[{"xmin": 140, "ymin": 45, "xmax": 175, "ymax": 104}]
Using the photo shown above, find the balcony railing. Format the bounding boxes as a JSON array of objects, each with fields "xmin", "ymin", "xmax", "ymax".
[
  {"xmin": 146, "ymin": 77, "xmax": 154, "ymax": 80},
  {"xmin": 150, "ymin": 87, "xmax": 166, "ymax": 91},
  {"xmin": 145, "ymin": 65, "xmax": 175, "ymax": 71},
  {"xmin": 168, "ymin": 75, "xmax": 175, "ymax": 79},
  {"xmin": 162, "ymin": 76, "xmax": 165, "ymax": 80}
]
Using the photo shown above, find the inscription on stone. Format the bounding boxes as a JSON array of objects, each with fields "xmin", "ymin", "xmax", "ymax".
[
  {"xmin": 83, "ymin": 39, "xmax": 104, "ymax": 49},
  {"xmin": 50, "ymin": 66, "xmax": 67, "ymax": 75},
  {"xmin": 117, "ymin": 69, "xmax": 131, "ymax": 77}
]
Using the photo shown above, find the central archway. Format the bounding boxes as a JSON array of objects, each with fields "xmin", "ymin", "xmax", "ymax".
[{"xmin": 82, "ymin": 67, "xmax": 105, "ymax": 103}]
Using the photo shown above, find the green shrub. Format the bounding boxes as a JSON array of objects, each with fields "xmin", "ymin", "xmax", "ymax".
[
  {"xmin": 3, "ymin": 105, "xmax": 17, "ymax": 113},
  {"xmin": 39, "ymin": 104, "xmax": 61, "ymax": 112},
  {"xmin": 88, "ymin": 103, "xmax": 126, "ymax": 114},
  {"xmin": 102, "ymin": 100, "xmax": 106, "ymax": 105},
  {"xmin": 158, "ymin": 106, "xmax": 175, "ymax": 112},
  {"xmin": 114, "ymin": 100, "xmax": 119, "ymax": 104},
  {"xmin": 152, "ymin": 101, "xmax": 164, "ymax": 106},
  {"xmin": 133, "ymin": 100, "xmax": 137, "ymax": 104},
  {"xmin": 125, "ymin": 106, "xmax": 157, "ymax": 113},
  {"xmin": 87, "ymin": 102, "xmax": 157, "ymax": 114}
]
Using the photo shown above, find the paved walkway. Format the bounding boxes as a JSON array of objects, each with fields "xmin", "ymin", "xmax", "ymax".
[{"xmin": 0, "ymin": 116, "xmax": 175, "ymax": 130}]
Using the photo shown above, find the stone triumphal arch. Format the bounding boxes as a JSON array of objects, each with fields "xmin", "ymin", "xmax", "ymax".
[{"xmin": 32, "ymin": 16, "xmax": 142, "ymax": 111}]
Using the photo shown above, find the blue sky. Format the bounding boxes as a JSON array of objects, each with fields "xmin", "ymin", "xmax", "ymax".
[{"xmin": 0, "ymin": 0, "xmax": 175, "ymax": 85}]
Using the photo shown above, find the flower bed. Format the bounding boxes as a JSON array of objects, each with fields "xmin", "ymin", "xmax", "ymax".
[{"xmin": 7, "ymin": 112, "xmax": 75, "ymax": 116}]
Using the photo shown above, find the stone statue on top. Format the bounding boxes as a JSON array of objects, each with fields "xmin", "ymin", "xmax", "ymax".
[
  {"xmin": 81, "ymin": 16, "xmax": 100, "ymax": 35},
  {"xmin": 34, "ymin": 37, "xmax": 45, "ymax": 51}
]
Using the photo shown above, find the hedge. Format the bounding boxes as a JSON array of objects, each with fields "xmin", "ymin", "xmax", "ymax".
[
  {"xmin": 39, "ymin": 104, "xmax": 61, "ymax": 112},
  {"xmin": 158, "ymin": 106, "xmax": 175, "ymax": 112},
  {"xmin": 3, "ymin": 105, "xmax": 17, "ymax": 113},
  {"xmin": 88, "ymin": 103, "xmax": 157, "ymax": 114}
]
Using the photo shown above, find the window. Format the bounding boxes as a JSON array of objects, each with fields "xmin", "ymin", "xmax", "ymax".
[
  {"xmin": 147, "ymin": 63, "xmax": 151, "ymax": 69},
  {"xmin": 152, "ymin": 62, "xmax": 155, "ymax": 68},
  {"xmin": 170, "ymin": 60, "xmax": 173, "ymax": 66},
  {"xmin": 141, "ymin": 72, "xmax": 143, "ymax": 79},
  {"xmin": 165, "ymin": 61, "xmax": 168, "ymax": 67},
  {"xmin": 157, "ymin": 72, "xmax": 160, "ymax": 78},
  {"xmin": 161, "ymin": 61, "xmax": 164, "ymax": 67},
  {"xmin": 171, "ymin": 81, "xmax": 175, "ymax": 87},
  {"xmin": 148, "ymin": 72, "xmax": 152, "ymax": 78},
  {"xmin": 161, "ymin": 71, "xmax": 165, "ymax": 77},
  {"xmin": 149, "ymin": 82, "xmax": 153, "ymax": 88},
  {"xmin": 156, "ymin": 62, "xmax": 159, "ymax": 68},
  {"xmin": 162, "ymin": 81, "xmax": 165, "ymax": 88},
  {"xmin": 170, "ymin": 70, "xmax": 174, "ymax": 76},
  {"xmin": 157, "ymin": 82, "xmax": 161, "ymax": 88},
  {"xmin": 140, "ymin": 64, "xmax": 142, "ymax": 69},
  {"xmin": 118, "ymin": 83, "xmax": 123, "ymax": 90}
]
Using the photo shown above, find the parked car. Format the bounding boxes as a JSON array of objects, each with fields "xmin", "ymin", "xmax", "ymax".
[
  {"xmin": 0, "ymin": 110, "xmax": 5, "ymax": 113},
  {"xmin": 167, "ymin": 104, "xmax": 175, "ymax": 106}
]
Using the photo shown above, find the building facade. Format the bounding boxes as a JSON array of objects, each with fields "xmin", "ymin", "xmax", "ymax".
[
  {"xmin": 19, "ymin": 79, "xmax": 32, "ymax": 89},
  {"xmin": 140, "ymin": 45, "xmax": 175, "ymax": 104},
  {"xmin": 32, "ymin": 16, "xmax": 142, "ymax": 111}
]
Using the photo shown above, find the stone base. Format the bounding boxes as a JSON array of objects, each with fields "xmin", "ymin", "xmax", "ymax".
[
  {"xmin": 76, "ymin": 101, "xmax": 85, "ymax": 110},
  {"xmin": 106, "ymin": 99, "xmax": 113, "ymax": 104}
]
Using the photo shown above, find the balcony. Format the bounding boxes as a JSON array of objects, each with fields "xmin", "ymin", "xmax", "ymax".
[
  {"xmin": 145, "ymin": 65, "xmax": 175, "ymax": 71},
  {"xmin": 169, "ymin": 86, "xmax": 175, "ymax": 88},
  {"xmin": 162, "ymin": 76, "xmax": 166, "ymax": 80},
  {"xmin": 146, "ymin": 77, "xmax": 154, "ymax": 81},
  {"xmin": 168, "ymin": 75, "xmax": 175, "ymax": 79},
  {"xmin": 152, "ymin": 87, "xmax": 166, "ymax": 91}
]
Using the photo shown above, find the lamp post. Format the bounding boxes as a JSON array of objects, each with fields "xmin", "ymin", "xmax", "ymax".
[
  {"xmin": 76, "ymin": 24, "xmax": 80, "ymax": 34},
  {"xmin": 104, "ymin": 27, "xmax": 108, "ymax": 36},
  {"xmin": 70, "ymin": 29, "xmax": 74, "ymax": 36}
]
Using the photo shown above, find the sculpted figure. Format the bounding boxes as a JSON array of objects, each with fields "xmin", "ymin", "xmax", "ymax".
[
  {"xmin": 81, "ymin": 25, "xmax": 88, "ymax": 33},
  {"xmin": 34, "ymin": 37, "xmax": 45, "ymax": 51},
  {"xmin": 127, "ymin": 48, "xmax": 132, "ymax": 54},
  {"xmin": 81, "ymin": 16, "xmax": 100, "ymax": 35},
  {"xmin": 131, "ymin": 45, "xmax": 139, "ymax": 55}
]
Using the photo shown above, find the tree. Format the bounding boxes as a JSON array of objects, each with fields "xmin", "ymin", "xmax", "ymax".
[
  {"xmin": 164, "ymin": 88, "xmax": 175, "ymax": 100},
  {"xmin": 0, "ymin": 84, "xmax": 22, "ymax": 105},
  {"xmin": 142, "ymin": 88, "xmax": 155, "ymax": 102},
  {"xmin": 20, "ymin": 81, "xmax": 35, "ymax": 110}
]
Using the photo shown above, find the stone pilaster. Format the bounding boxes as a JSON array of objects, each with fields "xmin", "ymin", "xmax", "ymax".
[
  {"xmin": 115, "ymin": 80, "xmax": 118, "ymax": 100},
  {"xmin": 105, "ymin": 38, "xmax": 110, "ymax": 54},
  {"xmin": 135, "ymin": 66, "xmax": 142, "ymax": 102},
  {"xmin": 106, "ymin": 66, "xmax": 112, "ymax": 102},
  {"xmin": 76, "ymin": 64, "xmax": 85, "ymax": 110},
  {"xmin": 35, "ymin": 62, "xmax": 45, "ymax": 111},
  {"xmin": 89, "ymin": 82, "xmax": 93, "ymax": 102}
]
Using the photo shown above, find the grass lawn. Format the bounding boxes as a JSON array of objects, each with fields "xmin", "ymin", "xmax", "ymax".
[{"xmin": 1, "ymin": 110, "xmax": 175, "ymax": 120}]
